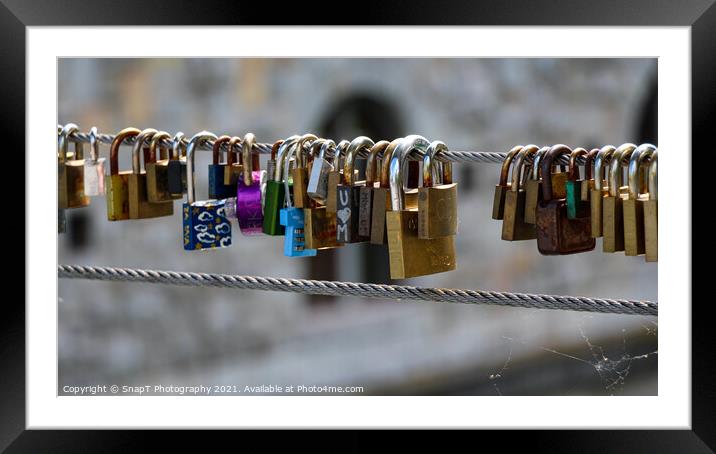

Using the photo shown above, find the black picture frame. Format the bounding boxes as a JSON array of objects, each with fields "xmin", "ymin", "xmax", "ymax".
[{"xmin": 5, "ymin": 0, "xmax": 707, "ymax": 450}]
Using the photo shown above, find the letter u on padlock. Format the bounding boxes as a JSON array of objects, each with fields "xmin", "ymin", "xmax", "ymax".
[
  {"xmin": 418, "ymin": 140, "xmax": 458, "ymax": 239},
  {"xmin": 182, "ymin": 131, "xmax": 232, "ymax": 250},
  {"xmin": 535, "ymin": 144, "xmax": 595, "ymax": 255},
  {"xmin": 235, "ymin": 133, "xmax": 266, "ymax": 235},
  {"xmin": 386, "ymin": 135, "xmax": 457, "ymax": 279},
  {"xmin": 337, "ymin": 136, "xmax": 374, "ymax": 243},
  {"xmin": 105, "ymin": 127, "xmax": 141, "ymax": 221},
  {"xmin": 279, "ymin": 140, "xmax": 317, "ymax": 257},
  {"xmin": 127, "ymin": 128, "xmax": 174, "ymax": 220},
  {"xmin": 58, "ymin": 123, "xmax": 90, "ymax": 209}
]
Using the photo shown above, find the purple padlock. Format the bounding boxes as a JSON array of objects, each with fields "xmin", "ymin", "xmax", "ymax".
[{"xmin": 236, "ymin": 133, "xmax": 265, "ymax": 235}]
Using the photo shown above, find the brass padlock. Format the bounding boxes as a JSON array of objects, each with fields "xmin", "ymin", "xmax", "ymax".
[
  {"xmin": 223, "ymin": 136, "xmax": 243, "ymax": 186},
  {"xmin": 589, "ymin": 145, "xmax": 616, "ymax": 238},
  {"xmin": 523, "ymin": 146, "xmax": 549, "ymax": 224},
  {"xmin": 303, "ymin": 139, "xmax": 343, "ymax": 250},
  {"xmin": 291, "ymin": 134, "xmax": 318, "ymax": 209},
  {"xmin": 623, "ymin": 143, "xmax": 656, "ymax": 256},
  {"xmin": 83, "ymin": 126, "xmax": 106, "ymax": 197},
  {"xmin": 58, "ymin": 123, "xmax": 90, "ymax": 209},
  {"xmin": 325, "ymin": 140, "xmax": 350, "ymax": 213},
  {"xmin": 358, "ymin": 141, "xmax": 389, "ymax": 238},
  {"xmin": 337, "ymin": 136, "xmax": 374, "ymax": 243},
  {"xmin": 128, "ymin": 129, "xmax": 174, "ymax": 219},
  {"xmin": 387, "ymin": 135, "xmax": 456, "ymax": 279},
  {"xmin": 418, "ymin": 140, "xmax": 458, "ymax": 239},
  {"xmin": 565, "ymin": 147, "xmax": 589, "ymax": 220},
  {"xmin": 602, "ymin": 143, "xmax": 636, "ymax": 253},
  {"xmin": 580, "ymin": 148, "xmax": 600, "ymax": 202},
  {"xmin": 492, "ymin": 145, "xmax": 523, "ymax": 220},
  {"xmin": 502, "ymin": 145, "xmax": 539, "ymax": 241},
  {"xmin": 535, "ymin": 144, "xmax": 595, "ymax": 255},
  {"xmin": 644, "ymin": 150, "xmax": 658, "ymax": 262},
  {"xmin": 146, "ymin": 130, "xmax": 183, "ymax": 203},
  {"xmin": 105, "ymin": 127, "xmax": 141, "ymax": 221}
]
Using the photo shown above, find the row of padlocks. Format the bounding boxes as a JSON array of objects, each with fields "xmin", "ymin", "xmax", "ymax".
[
  {"xmin": 58, "ymin": 123, "xmax": 658, "ymax": 281},
  {"xmin": 492, "ymin": 143, "xmax": 657, "ymax": 262}
]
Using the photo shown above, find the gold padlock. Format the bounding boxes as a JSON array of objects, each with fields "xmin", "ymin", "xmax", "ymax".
[
  {"xmin": 359, "ymin": 140, "xmax": 390, "ymax": 238},
  {"xmin": 590, "ymin": 145, "xmax": 616, "ymax": 238},
  {"xmin": 58, "ymin": 123, "xmax": 90, "ymax": 209},
  {"xmin": 145, "ymin": 130, "xmax": 183, "ymax": 203},
  {"xmin": 291, "ymin": 134, "xmax": 318, "ymax": 209},
  {"xmin": 502, "ymin": 145, "xmax": 539, "ymax": 241},
  {"xmin": 128, "ymin": 129, "xmax": 174, "ymax": 219},
  {"xmin": 418, "ymin": 140, "xmax": 458, "ymax": 239},
  {"xmin": 602, "ymin": 143, "xmax": 636, "ymax": 252},
  {"xmin": 105, "ymin": 127, "xmax": 141, "ymax": 221},
  {"xmin": 325, "ymin": 140, "xmax": 350, "ymax": 213},
  {"xmin": 387, "ymin": 135, "xmax": 456, "ymax": 279},
  {"xmin": 223, "ymin": 136, "xmax": 243, "ymax": 186},
  {"xmin": 623, "ymin": 143, "xmax": 656, "ymax": 256},
  {"xmin": 644, "ymin": 150, "xmax": 658, "ymax": 262},
  {"xmin": 492, "ymin": 145, "xmax": 523, "ymax": 220},
  {"xmin": 580, "ymin": 148, "xmax": 600, "ymax": 202}
]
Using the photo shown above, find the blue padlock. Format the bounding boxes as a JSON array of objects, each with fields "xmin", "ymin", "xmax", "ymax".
[
  {"xmin": 182, "ymin": 131, "xmax": 232, "ymax": 251},
  {"xmin": 279, "ymin": 141, "xmax": 316, "ymax": 257}
]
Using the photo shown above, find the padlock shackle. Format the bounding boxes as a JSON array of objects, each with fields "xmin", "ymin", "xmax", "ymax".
[
  {"xmin": 389, "ymin": 135, "xmax": 430, "ymax": 211},
  {"xmin": 58, "ymin": 123, "xmax": 80, "ymax": 164},
  {"xmin": 283, "ymin": 141, "xmax": 300, "ymax": 208},
  {"xmin": 511, "ymin": 144, "xmax": 539, "ymax": 191},
  {"xmin": 131, "ymin": 128, "xmax": 158, "ymax": 174},
  {"xmin": 379, "ymin": 138, "xmax": 403, "ymax": 189},
  {"xmin": 567, "ymin": 147, "xmax": 588, "ymax": 182},
  {"xmin": 274, "ymin": 135, "xmax": 301, "ymax": 181},
  {"xmin": 628, "ymin": 143, "xmax": 656, "ymax": 198},
  {"xmin": 608, "ymin": 143, "xmax": 637, "ymax": 197},
  {"xmin": 648, "ymin": 150, "xmax": 658, "ymax": 201},
  {"xmin": 317, "ymin": 139, "xmax": 336, "ymax": 162},
  {"xmin": 593, "ymin": 145, "xmax": 616, "ymax": 191},
  {"xmin": 541, "ymin": 144, "xmax": 572, "ymax": 202},
  {"xmin": 530, "ymin": 146, "xmax": 550, "ymax": 180},
  {"xmin": 186, "ymin": 131, "xmax": 218, "ymax": 204},
  {"xmin": 171, "ymin": 132, "xmax": 185, "ymax": 161},
  {"xmin": 499, "ymin": 145, "xmax": 524, "ymax": 186},
  {"xmin": 365, "ymin": 141, "xmax": 389, "ymax": 187},
  {"xmin": 331, "ymin": 139, "xmax": 351, "ymax": 169},
  {"xmin": 423, "ymin": 141, "xmax": 448, "ymax": 188},
  {"xmin": 227, "ymin": 136, "xmax": 241, "ymax": 168},
  {"xmin": 212, "ymin": 135, "xmax": 232, "ymax": 165},
  {"xmin": 295, "ymin": 134, "xmax": 318, "ymax": 169},
  {"xmin": 87, "ymin": 126, "xmax": 101, "ymax": 164},
  {"xmin": 109, "ymin": 127, "xmax": 141, "ymax": 175},
  {"xmin": 584, "ymin": 148, "xmax": 599, "ymax": 181},
  {"xmin": 241, "ymin": 133, "xmax": 256, "ymax": 186},
  {"xmin": 148, "ymin": 131, "xmax": 171, "ymax": 163},
  {"xmin": 343, "ymin": 136, "xmax": 375, "ymax": 186},
  {"xmin": 270, "ymin": 140, "xmax": 283, "ymax": 163}
]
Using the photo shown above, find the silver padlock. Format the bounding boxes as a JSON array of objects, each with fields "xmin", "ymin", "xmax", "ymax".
[
  {"xmin": 307, "ymin": 139, "xmax": 336, "ymax": 203},
  {"xmin": 83, "ymin": 126, "xmax": 106, "ymax": 196}
]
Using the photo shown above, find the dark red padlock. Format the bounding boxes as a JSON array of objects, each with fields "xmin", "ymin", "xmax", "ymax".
[{"xmin": 536, "ymin": 144, "xmax": 595, "ymax": 255}]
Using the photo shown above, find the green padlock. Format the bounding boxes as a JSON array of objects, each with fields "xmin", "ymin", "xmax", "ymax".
[
  {"xmin": 565, "ymin": 147, "xmax": 590, "ymax": 220},
  {"xmin": 263, "ymin": 135, "xmax": 300, "ymax": 235}
]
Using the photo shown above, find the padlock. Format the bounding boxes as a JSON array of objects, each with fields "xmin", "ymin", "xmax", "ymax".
[
  {"xmin": 535, "ymin": 144, "xmax": 595, "ymax": 255},
  {"xmin": 265, "ymin": 140, "xmax": 281, "ymax": 182},
  {"xmin": 492, "ymin": 145, "xmax": 523, "ymax": 220},
  {"xmin": 146, "ymin": 130, "xmax": 183, "ymax": 203},
  {"xmin": 565, "ymin": 147, "xmax": 589, "ymax": 220},
  {"xmin": 127, "ymin": 129, "xmax": 174, "ymax": 220},
  {"xmin": 602, "ymin": 143, "xmax": 636, "ymax": 253},
  {"xmin": 418, "ymin": 140, "xmax": 458, "ymax": 239},
  {"xmin": 337, "ymin": 136, "xmax": 374, "ymax": 243},
  {"xmin": 182, "ymin": 131, "xmax": 232, "ymax": 250},
  {"xmin": 590, "ymin": 145, "xmax": 616, "ymax": 238},
  {"xmin": 325, "ymin": 140, "xmax": 351, "ymax": 213},
  {"xmin": 523, "ymin": 146, "xmax": 549, "ymax": 224},
  {"xmin": 502, "ymin": 145, "xmax": 539, "ymax": 241},
  {"xmin": 280, "ymin": 140, "xmax": 317, "ymax": 257},
  {"xmin": 83, "ymin": 126, "xmax": 106, "ymax": 197},
  {"xmin": 386, "ymin": 135, "xmax": 456, "ymax": 279},
  {"xmin": 370, "ymin": 138, "xmax": 420, "ymax": 245},
  {"xmin": 358, "ymin": 140, "xmax": 389, "ymax": 238},
  {"xmin": 644, "ymin": 150, "xmax": 658, "ymax": 262},
  {"xmin": 623, "ymin": 143, "xmax": 656, "ymax": 256},
  {"xmin": 167, "ymin": 132, "xmax": 188, "ymax": 196},
  {"xmin": 580, "ymin": 148, "xmax": 600, "ymax": 202},
  {"xmin": 291, "ymin": 134, "xmax": 318, "ymax": 209},
  {"xmin": 105, "ymin": 127, "xmax": 141, "ymax": 221},
  {"xmin": 307, "ymin": 138, "xmax": 337, "ymax": 204},
  {"xmin": 302, "ymin": 139, "xmax": 344, "ymax": 250},
  {"xmin": 223, "ymin": 136, "xmax": 243, "ymax": 186},
  {"xmin": 263, "ymin": 136, "xmax": 300, "ymax": 236},
  {"xmin": 208, "ymin": 135, "xmax": 236, "ymax": 199},
  {"xmin": 58, "ymin": 123, "xmax": 90, "ymax": 209},
  {"xmin": 235, "ymin": 133, "xmax": 266, "ymax": 235}
]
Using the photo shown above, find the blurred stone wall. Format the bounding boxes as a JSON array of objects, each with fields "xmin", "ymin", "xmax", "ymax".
[{"xmin": 58, "ymin": 58, "xmax": 657, "ymax": 395}]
